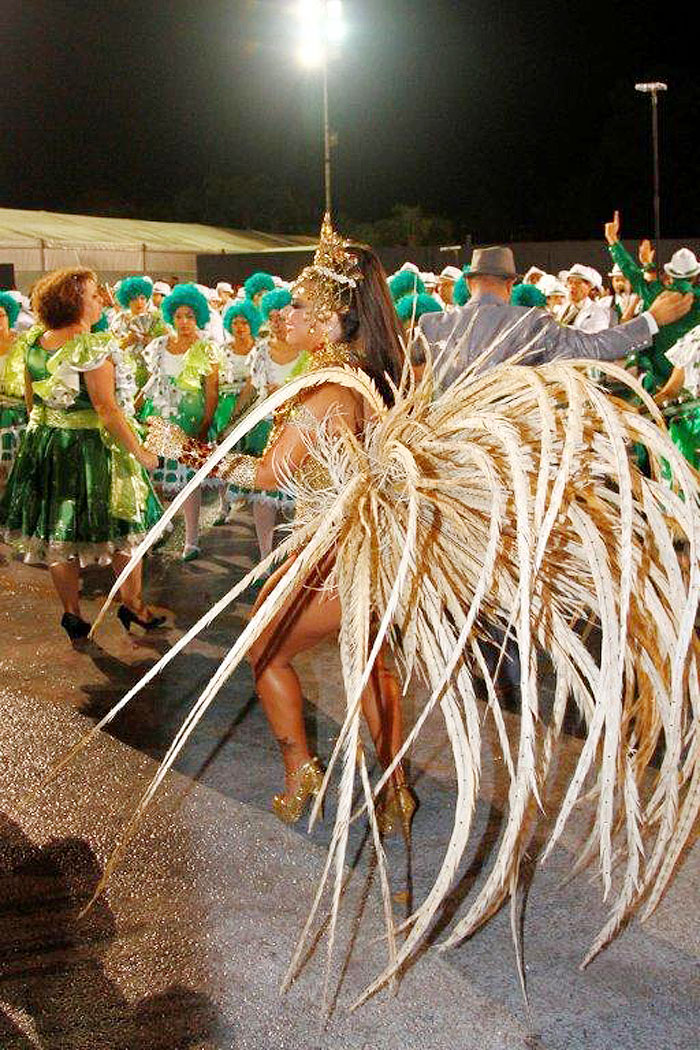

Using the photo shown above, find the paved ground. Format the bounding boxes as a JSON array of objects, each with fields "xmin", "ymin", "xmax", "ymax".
[{"xmin": 0, "ymin": 506, "xmax": 698, "ymax": 1050}]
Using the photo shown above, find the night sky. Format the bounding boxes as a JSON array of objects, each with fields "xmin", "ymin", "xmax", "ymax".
[{"xmin": 0, "ymin": 1, "xmax": 693, "ymax": 242}]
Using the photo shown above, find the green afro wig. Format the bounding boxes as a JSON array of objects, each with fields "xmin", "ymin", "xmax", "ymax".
[
  {"xmin": 162, "ymin": 283, "xmax": 211, "ymax": 329},
  {"xmin": 452, "ymin": 275, "xmax": 471, "ymax": 306},
  {"xmin": 91, "ymin": 311, "xmax": 109, "ymax": 333},
  {"xmin": 115, "ymin": 276, "xmax": 154, "ymax": 309},
  {"xmin": 224, "ymin": 299, "xmax": 262, "ymax": 338},
  {"xmin": 511, "ymin": 283, "xmax": 546, "ymax": 308},
  {"xmin": 395, "ymin": 292, "xmax": 443, "ymax": 324},
  {"xmin": 259, "ymin": 288, "xmax": 292, "ymax": 321},
  {"xmin": 244, "ymin": 272, "xmax": 276, "ymax": 300},
  {"xmin": 388, "ymin": 271, "xmax": 426, "ymax": 302},
  {"xmin": 0, "ymin": 291, "xmax": 21, "ymax": 328}
]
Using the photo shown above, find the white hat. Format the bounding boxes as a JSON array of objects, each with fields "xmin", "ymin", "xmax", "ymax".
[
  {"xmin": 421, "ymin": 272, "xmax": 439, "ymax": 287},
  {"xmin": 195, "ymin": 283, "xmax": 217, "ymax": 301},
  {"xmin": 608, "ymin": 264, "xmax": 624, "ymax": 278},
  {"xmin": 567, "ymin": 264, "xmax": 596, "ymax": 287},
  {"xmin": 538, "ymin": 274, "xmax": 566, "ymax": 298},
  {"xmin": 272, "ymin": 276, "xmax": 290, "ymax": 289},
  {"xmin": 587, "ymin": 267, "xmax": 603, "ymax": 290},
  {"xmin": 399, "ymin": 261, "xmax": 420, "ymax": 274},
  {"xmin": 153, "ymin": 280, "xmax": 171, "ymax": 296},
  {"xmin": 557, "ymin": 269, "xmax": 569, "ymax": 283},
  {"xmin": 524, "ymin": 266, "xmax": 545, "ymax": 283},
  {"xmin": 216, "ymin": 281, "xmax": 234, "ymax": 294},
  {"xmin": 664, "ymin": 248, "xmax": 700, "ymax": 280},
  {"xmin": 439, "ymin": 265, "xmax": 463, "ymax": 282}
]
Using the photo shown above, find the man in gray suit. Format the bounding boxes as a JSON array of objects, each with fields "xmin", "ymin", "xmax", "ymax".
[{"xmin": 414, "ymin": 246, "xmax": 692, "ymax": 385}]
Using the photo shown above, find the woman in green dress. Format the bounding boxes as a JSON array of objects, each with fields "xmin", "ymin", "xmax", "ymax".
[
  {"xmin": 139, "ymin": 283, "xmax": 220, "ymax": 561},
  {"xmin": 0, "ymin": 267, "xmax": 164, "ymax": 640},
  {"xmin": 0, "ymin": 291, "xmax": 28, "ymax": 489}
]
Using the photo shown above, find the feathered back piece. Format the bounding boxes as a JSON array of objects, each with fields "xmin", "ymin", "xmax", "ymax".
[{"xmin": 48, "ymin": 349, "xmax": 700, "ymax": 1008}]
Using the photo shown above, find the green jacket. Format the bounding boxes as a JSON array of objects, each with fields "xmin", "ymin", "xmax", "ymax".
[{"xmin": 609, "ymin": 241, "xmax": 700, "ymax": 391}]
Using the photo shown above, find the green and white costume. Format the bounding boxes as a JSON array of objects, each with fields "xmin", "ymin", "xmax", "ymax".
[
  {"xmin": 0, "ymin": 336, "xmax": 28, "ymax": 481},
  {"xmin": 0, "ymin": 327, "xmax": 162, "ymax": 565},
  {"xmin": 139, "ymin": 334, "xmax": 221, "ymax": 492}
]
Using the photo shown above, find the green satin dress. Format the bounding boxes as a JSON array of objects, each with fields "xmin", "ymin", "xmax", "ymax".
[{"xmin": 0, "ymin": 329, "xmax": 162, "ymax": 565}]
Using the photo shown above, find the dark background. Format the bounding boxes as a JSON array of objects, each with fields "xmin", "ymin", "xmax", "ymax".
[{"xmin": 0, "ymin": 1, "xmax": 694, "ymax": 243}]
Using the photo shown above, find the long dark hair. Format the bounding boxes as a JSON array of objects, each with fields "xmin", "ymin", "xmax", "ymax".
[{"xmin": 339, "ymin": 245, "xmax": 405, "ymax": 406}]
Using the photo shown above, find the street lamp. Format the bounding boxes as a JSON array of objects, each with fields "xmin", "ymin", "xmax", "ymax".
[
  {"xmin": 295, "ymin": 1, "xmax": 346, "ymax": 215},
  {"xmin": 635, "ymin": 81, "xmax": 667, "ymax": 267}
]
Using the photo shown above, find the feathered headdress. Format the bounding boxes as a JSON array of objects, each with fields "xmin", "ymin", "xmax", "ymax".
[{"xmin": 293, "ymin": 213, "xmax": 364, "ymax": 326}]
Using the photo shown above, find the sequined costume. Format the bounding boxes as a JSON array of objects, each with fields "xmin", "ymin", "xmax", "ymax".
[
  {"xmin": 109, "ymin": 307, "xmax": 168, "ymax": 390},
  {"xmin": 0, "ymin": 328, "xmax": 161, "ymax": 565},
  {"xmin": 64, "ymin": 218, "xmax": 700, "ymax": 1006},
  {"xmin": 0, "ymin": 335, "xmax": 28, "ymax": 483},
  {"xmin": 138, "ymin": 334, "xmax": 220, "ymax": 492}
]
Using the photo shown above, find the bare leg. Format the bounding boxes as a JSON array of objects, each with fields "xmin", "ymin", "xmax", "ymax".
[
  {"xmin": 249, "ymin": 556, "xmax": 405, "ymax": 795},
  {"xmin": 48, "ymin": 559, "xmax": 81, "ymax": 617},
  {"xmin": 112, "ymin": 552, "xmax": 144, "ymax": 613},
  {"xmin": 252, "ymin": 500, "xmax": 277, "ymax": 561},
  {"xmin": 216, "ymin": 481, "xmax": 230, "ymax": 517},
  {"xmin": 182, "ymin": 488, "xmax": 202, "ymax": 551}
]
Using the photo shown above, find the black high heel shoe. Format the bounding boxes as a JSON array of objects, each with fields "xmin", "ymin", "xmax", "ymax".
[
  {"xmin": 61, "ymin": 612, "xmax": 91, "ymax": 641},
  {"xmin": 117, "ymin": 604, "xmax": 167, "ymax": 632}
]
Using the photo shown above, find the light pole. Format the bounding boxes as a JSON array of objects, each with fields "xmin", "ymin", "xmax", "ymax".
[
  {"xmin": 296, "ymin": 1, "xmax": 345, "ymax": 216},
  {"xmin": 635, "ymin": 81, "xmax": 667, "ymax": 267}
]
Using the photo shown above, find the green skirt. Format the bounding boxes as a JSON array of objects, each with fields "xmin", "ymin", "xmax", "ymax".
[
  {"xmin": 0, "ymin": 400, "xmax": 28, "ymax": 475},
  {"xmin": 0, "ymin": 423, "xmax": 162, "ymax": 565}
]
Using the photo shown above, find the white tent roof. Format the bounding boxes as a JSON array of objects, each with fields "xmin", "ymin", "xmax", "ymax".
[{"xmin": 0, "ymin": 207, "xmax": 316, "ymax": 253}]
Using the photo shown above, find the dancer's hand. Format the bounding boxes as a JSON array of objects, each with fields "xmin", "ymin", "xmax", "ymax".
[
  {"xmin": 639, "ymin": 239, "xmax": 655, "ymax": 268},
  {"xmin": 649, "ymin": 291, "xmax": 693, "ymax": 326},
  {"xmin": 137, "ymin": 447, "xmax": 159, "ymax": 472},
  {"xmin": 605, "ymin": 210, "xmax": 620, "ymax": 245}
]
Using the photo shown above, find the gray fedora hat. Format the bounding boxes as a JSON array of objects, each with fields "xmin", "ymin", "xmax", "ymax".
[{"xmin": 467, "ymin": 246, "xmax": 521, "ymax": 279}]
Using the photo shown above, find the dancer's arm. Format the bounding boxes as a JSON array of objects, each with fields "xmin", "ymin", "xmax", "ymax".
[
  {"xmin": 146, "ymin": 382, "xmax": 357, "ymax": 490},
  {"xmin": 85, "ymin": 359, "xmax": 158, "ymax": 470}
]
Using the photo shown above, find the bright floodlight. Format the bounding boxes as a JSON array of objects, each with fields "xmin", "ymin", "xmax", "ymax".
[{"xmin": 296, "ymin": 0, "xmax": 345, "ymax": 64}]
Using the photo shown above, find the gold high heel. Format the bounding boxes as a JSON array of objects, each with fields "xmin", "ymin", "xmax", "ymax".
[
  {"xmin": 376, "ymin": 782, "xmax": 417, "ymax": 840},
  {"xmin": 272, "ymin": 757, "xmax": 324, "ymax": 824}
]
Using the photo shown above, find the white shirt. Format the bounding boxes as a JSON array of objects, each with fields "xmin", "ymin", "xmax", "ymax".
[{"xmin": 571, "ymin": 298, "xmax": 611, "ymax": 334}]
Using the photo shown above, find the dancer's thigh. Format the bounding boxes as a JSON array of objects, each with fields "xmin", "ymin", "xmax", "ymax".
[{"xmin": 249, "ymin": 552, "xmax": 340, "ymax": 668}]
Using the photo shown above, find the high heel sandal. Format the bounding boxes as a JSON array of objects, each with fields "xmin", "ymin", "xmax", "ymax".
[
  {"xmin": 272, "ymin": 757, "xmax": 324, "ymax": 824},
  {"xmin": 117, "ymin": 604, "xmax": 167, "ymax": 633},
  {"xmin": 61, "ymin": 612, "xmax": 91, "ymax": 641},
  {"xmin": 376, "ymin": 781, "xmax": 417, "ymax": 840}
]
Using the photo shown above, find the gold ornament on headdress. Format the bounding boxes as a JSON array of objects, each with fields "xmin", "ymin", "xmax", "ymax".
[{"xmin": 293, "ymin": 213, "xmax": 364, "ymax": 327}]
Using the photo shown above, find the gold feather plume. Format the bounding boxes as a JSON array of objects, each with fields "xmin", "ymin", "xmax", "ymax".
[{"xmin": 46, "ymin": 351, "xmax": 699, "ymax": 1006}]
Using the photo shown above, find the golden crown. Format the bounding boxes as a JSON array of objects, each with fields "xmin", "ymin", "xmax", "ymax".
[{"xmin": 293, "ymin": 213, "xmax": 364, "ymax": 326}]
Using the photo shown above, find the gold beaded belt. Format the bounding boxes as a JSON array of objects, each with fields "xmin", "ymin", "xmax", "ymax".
[{"xmin": 28, "ymin": 405, "xmax": 100, "ymax": 429}]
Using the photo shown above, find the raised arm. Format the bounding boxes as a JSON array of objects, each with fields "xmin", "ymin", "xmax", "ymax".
[{"xmin": 605, "ymin": 210, "xmax": 656, "ymax": 306}]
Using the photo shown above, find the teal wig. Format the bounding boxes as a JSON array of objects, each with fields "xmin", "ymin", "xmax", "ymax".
[
  {"xmin": 115, "ymin": 275, "xmax": 153, "ymax": 309},
  {"xmin": 511, "ymin": 283, "xmax": 546, "ymax": 308},
  {"xmin": 395, "ymin": 292, "xmax": 443, "ymax": 324},
  {"xmin": 91, "ymin": 311, "xmax": 109, "ymax": 333},
  {"xmin": 244, "ymin": 271, "xmax": 276, "ymax": 300},
  {"xmin": 161, "ymin": 283, "xmax": 211, "ymax": 329},
  {"xmin": 259, "ymin": 288, "xmax": 291, "ymax": 321},
  {"xmin": 388, "ymin": 271, "xmax": 425, "ymax": 302},
  {"xmin": 452, "ymin": 275, "xmax": 471, "ymax": 307},
  {"xmin": 224, "ymin": 299, "xmax": 262, "ymax": 337},
  {"xmin": 0, "ymin": 291, "xmax": 21, "ymax": 328}
]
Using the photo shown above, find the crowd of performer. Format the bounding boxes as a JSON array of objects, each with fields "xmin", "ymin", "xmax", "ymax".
[
  {"xmin": 1, "ymin": 210, "xmax": 699, "ymax": 638},
  {"xmin": 0, "ymin": 209, "xmax": 697, "ymax": 851}
]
